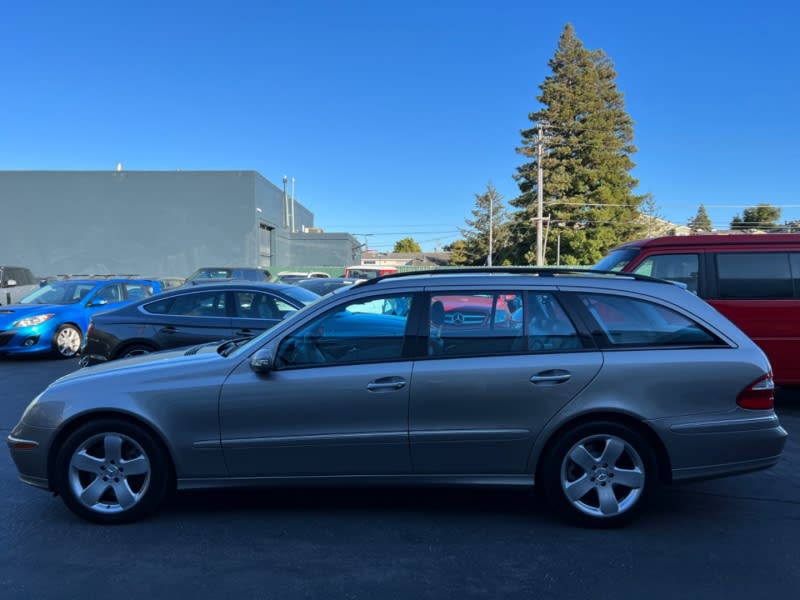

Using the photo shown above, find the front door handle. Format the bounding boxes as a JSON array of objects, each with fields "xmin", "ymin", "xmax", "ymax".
[
  {"xmin": 530, "ymin": 370, "xmax": 571, "ymax": 385},
  {"xmin": 367, "ymin": 376, "xmax": 407, "ymax": 392},
  {"xmin": 235, "ymin": 329, "xmax": 256, "ymax": 336}
]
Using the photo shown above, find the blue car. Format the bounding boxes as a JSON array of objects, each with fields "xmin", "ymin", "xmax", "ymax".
[{"xmin": 0, "ymin": 278, "xmax": 162, "ymax": 358}]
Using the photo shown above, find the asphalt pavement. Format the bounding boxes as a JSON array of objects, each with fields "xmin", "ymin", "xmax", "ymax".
[{"xmin": 1, "ymin": 356, "xmax": 798, "ymax": 599}]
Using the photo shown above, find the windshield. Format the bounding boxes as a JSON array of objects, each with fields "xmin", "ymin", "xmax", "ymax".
[
  {"xmin": 593, "ymin": 248, "xmax": 640, "ymax": 272},
  {"xmin": 20, "ymin": 282, "xmax": 96, "ymax": 305},
  {"xmin": 186, "ymin": 268, "xmax": 234, "ymax": 281}
]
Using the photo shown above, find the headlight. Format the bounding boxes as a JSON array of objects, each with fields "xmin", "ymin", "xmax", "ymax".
[{"xmin": 13, "ymin": 313, "xmax": 55, "ymax": 328}]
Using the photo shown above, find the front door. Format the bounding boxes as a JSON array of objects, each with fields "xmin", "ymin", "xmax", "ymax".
[{"xmin": 219, "ymin": 291, "xmax": 418, "ymax": 477}]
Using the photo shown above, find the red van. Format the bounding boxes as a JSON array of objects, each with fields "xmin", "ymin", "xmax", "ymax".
[{"xmin": 595, "ymin": 233, "xmax": 800, "ymax": 385}]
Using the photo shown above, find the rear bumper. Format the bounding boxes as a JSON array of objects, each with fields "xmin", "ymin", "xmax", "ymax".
[{"xmin": 650, "ymin": 412, "xmax": 788, "ymax": 482}]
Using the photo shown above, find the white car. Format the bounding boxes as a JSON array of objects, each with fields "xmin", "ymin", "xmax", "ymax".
[{"xmin": 0, "ymin": 266, "xmax": 39, "ymax": 306}]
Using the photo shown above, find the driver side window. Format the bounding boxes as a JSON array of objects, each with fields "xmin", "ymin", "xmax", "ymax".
[{"xmin": 276, "ymin": 294, "xmax": 414, "ymax": 368}]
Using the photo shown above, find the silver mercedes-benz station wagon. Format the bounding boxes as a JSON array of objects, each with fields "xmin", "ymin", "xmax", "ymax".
[{"xmin": 7, "ymin": 268, "xmax": 788, "ymax": 527}]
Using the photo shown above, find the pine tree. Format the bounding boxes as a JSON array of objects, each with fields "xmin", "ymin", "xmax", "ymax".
[
  {"xmin": 510, "ymin": 24, "xmax": 645, "ymax": 265},
  {"xmin": 688, "ymin": 204, "xmax": 712, "ymax": 232},
  {"xmin": 444, "ymin": 240, "xmax": 469, "ymax": 265},
  {"xmin": 459, "ymin": 183, "xmax": 509, "ymax": 266}
]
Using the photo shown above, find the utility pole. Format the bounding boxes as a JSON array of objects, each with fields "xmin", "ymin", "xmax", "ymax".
[
  {"xmin": 282, "ymin": 175, "xmax": 288, "ymax": 228},
  {"xmin": 290, "ymin": 177, "xmax": 296, "ymax": 233},
  {"xmin": 488, "ymin": 190, "xmax": 493, "ymax": 267},
  {"xmin": 536, "ymin": 123, "xmax": 545, "ymax": 266}
]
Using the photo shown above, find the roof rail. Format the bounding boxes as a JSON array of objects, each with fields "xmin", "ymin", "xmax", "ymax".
[
  {"xmin": 50, "ymin": 274, "xmax": 145, "ymax": 281},
  {"xmin": 355, "ymin": 266, "xmax": 677, "ymax": 287}
]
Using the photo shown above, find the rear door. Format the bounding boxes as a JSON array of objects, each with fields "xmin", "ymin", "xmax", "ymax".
[
  {"xmin": 142, "ymin": 288, "xmax": 234, "ymax": 348},
  {"xmin": 229, "ymin": 290, "xmax": 298, "ymax": 338},
  {"xmin": 409, "ymin": 288, "xmax": 603, "ymax": 474}
]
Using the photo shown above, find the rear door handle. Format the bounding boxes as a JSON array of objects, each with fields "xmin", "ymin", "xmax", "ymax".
[
  {"xmin": 160, "ymin": 326, "xmax": 178, "ymax": 334},
  {"xmin": 235, "ymin": 329, "xmax": 256, "ymax": 336},
  {"xmin": 367, "ymin": 377, "xmax": 407, "ymax": 392},
  {"xmin": 530, "ymin": 370, "xmax": 571, "ymax": 385}
]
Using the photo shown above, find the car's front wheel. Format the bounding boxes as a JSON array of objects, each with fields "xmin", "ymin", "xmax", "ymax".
[
  {"xmin": 52, "ymin": 324, "xmax": 82, "ymax": 358},
  {"xmin": 54, "ymin": 419, "xmax": 170, "ymax": 524},
  {"xmin": 541, "ymin": 421, "xmax": 655, "ymax": 528}
]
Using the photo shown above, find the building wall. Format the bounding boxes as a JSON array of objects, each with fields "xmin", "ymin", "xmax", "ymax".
[{"xmin": 0, "ymin": 170, "xmax": 355, "ymax": 277}]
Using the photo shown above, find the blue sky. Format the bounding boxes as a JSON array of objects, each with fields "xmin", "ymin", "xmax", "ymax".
[{"xmin": 2, "ymin": 0, "xmax": 799, "ymax": 252}]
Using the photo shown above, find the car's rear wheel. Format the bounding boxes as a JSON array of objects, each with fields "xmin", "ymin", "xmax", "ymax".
[
  {"xmin": 52, "ymin": 324, "xmax": 82, "ymax": 358},
  {"xmin": 541, "ymin": 421, "xmax": 655, "ymax": 528},
  {"xmin": 54, "ymin": 419, "xmax": 170, "ymax": 524}
]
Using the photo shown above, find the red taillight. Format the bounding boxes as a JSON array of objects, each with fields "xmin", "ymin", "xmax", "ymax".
[{"xmin": 736, "ymin": 374, "xmax": 775, "ymax": 410}]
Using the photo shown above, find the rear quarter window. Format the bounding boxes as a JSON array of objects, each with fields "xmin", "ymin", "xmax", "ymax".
[{"xmin": 578, "ymin": 293, "xmax": 721, "ymax": 348}]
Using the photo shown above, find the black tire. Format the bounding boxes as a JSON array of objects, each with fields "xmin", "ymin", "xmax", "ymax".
[
  {"xmin": 54, "ymin": 419, "xmax": 171, "ymax": 524},
  {"xmin": 52, "ymin": 324, "xmax": 82, "ymax": 358},
  {"xmin": 540, "ymin": 421, "xmax": 656, "ymax": 528},
  {"xmin": 117, "ymin": 343, "xmax": 157, "ymax": 359}
]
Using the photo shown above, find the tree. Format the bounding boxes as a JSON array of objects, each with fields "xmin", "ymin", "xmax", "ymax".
[
  {"xmin": 730, "ymin": 204, "xmax": 781, "ymax": 231},
  {"xmin": 444, "ymin": 240, "xmax": 469, "ymax": 265},
  {"xmin": 393, "ymin": 237, "xmax": 422, "ymax": 253},
  {"xmin": 688, "ymin": 204, "xmax": 713, "ymax": 232},
  {"xmin": 510, "ymin": 24, "xmax": 645, "ymax": 265},
  {"xmin": 459, "ymin": 182, "xmax": 509, "ymax": 265}
]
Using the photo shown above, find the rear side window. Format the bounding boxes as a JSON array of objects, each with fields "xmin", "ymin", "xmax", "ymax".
[
  {"xmin": 716, "ymin": 253, "xmax": 793, "ymax": 299},
  {"xmin": 632, "ymin": 254, "xmax": 699, "ymax": 293},
  {"xmin": 429, "ymin": 291, "xmax": 523, "ymax": 356},
  {"xmin": 578, "ymin": 293, "xmax": 720, "ymax": 348},
  {"xmin": 144, "ymin": 291, "xmax": 228, "ymax": 317}
]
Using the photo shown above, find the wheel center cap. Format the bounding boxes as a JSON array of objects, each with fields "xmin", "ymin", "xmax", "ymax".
[
  {"xmin": 596, "ymin": 472, "xmax": 608, "ymax": 483},
  {"xmin": 106, "ymin": 464, "xmax": 119, "ymax": 476}
]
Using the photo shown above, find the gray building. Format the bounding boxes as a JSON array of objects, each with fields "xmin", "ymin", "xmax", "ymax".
[{"xmin": 0, "ymin": 170, "xmax": 361, "ymax": 277}]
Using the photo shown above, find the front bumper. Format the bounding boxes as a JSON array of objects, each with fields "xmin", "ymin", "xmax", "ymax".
[{"xmin": 0, "ymin": 326, "xmax": 49, "ymax": 355}]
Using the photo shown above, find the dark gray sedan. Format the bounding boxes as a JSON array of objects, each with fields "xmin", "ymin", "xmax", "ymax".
[
  {"xmin": 8, "ymin": 269, "xmax": 788, "ymax": 527},
  {"xmin": 79, "ymin": 282, "xmax": 319, "ymax": 365}
]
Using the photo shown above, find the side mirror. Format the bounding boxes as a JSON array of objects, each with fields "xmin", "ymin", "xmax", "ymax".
[
  {"xmin": 250, "ymin": 347, "xmax": 274, "ymax": 375},
  {"xmin": 89, "ymin": 299, "xmax": 109, "ymax": 307},
  {"xmin": 6, "ymin": 279, "xmax": 17, "ymax": 288}
]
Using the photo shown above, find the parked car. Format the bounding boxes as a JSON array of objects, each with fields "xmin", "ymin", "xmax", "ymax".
[
  {"xmin": 343, "ymin": 265, "xmax": 398, "ymax": 279},
  {"xmin": 0, "ymin": 266, "xmax": 39, "ymax": 306},
  {"xmin": 7, "ymin": 268, "xmax": 786, "ymax": 526},
  {"xmin": 0, "ymin": 278, "xmax": 162, "ymax": 358},
  {"xmin": 80, "ymin": 282, "xmax": 320, "ymax": 365},
  {"xmin": 294, "ymin": 277, "xmax": 364, "ymax": 296},
  {"xmin": 594, "ymin": 233, "xmax": 800, "ymax": 385},
  {"xmin": 184, "ymin": 267, "xmax": 272, "ymax": 285},
  {"xmin": 276, "ymin": 271, "xmax": 331, "ymax": 284}
]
